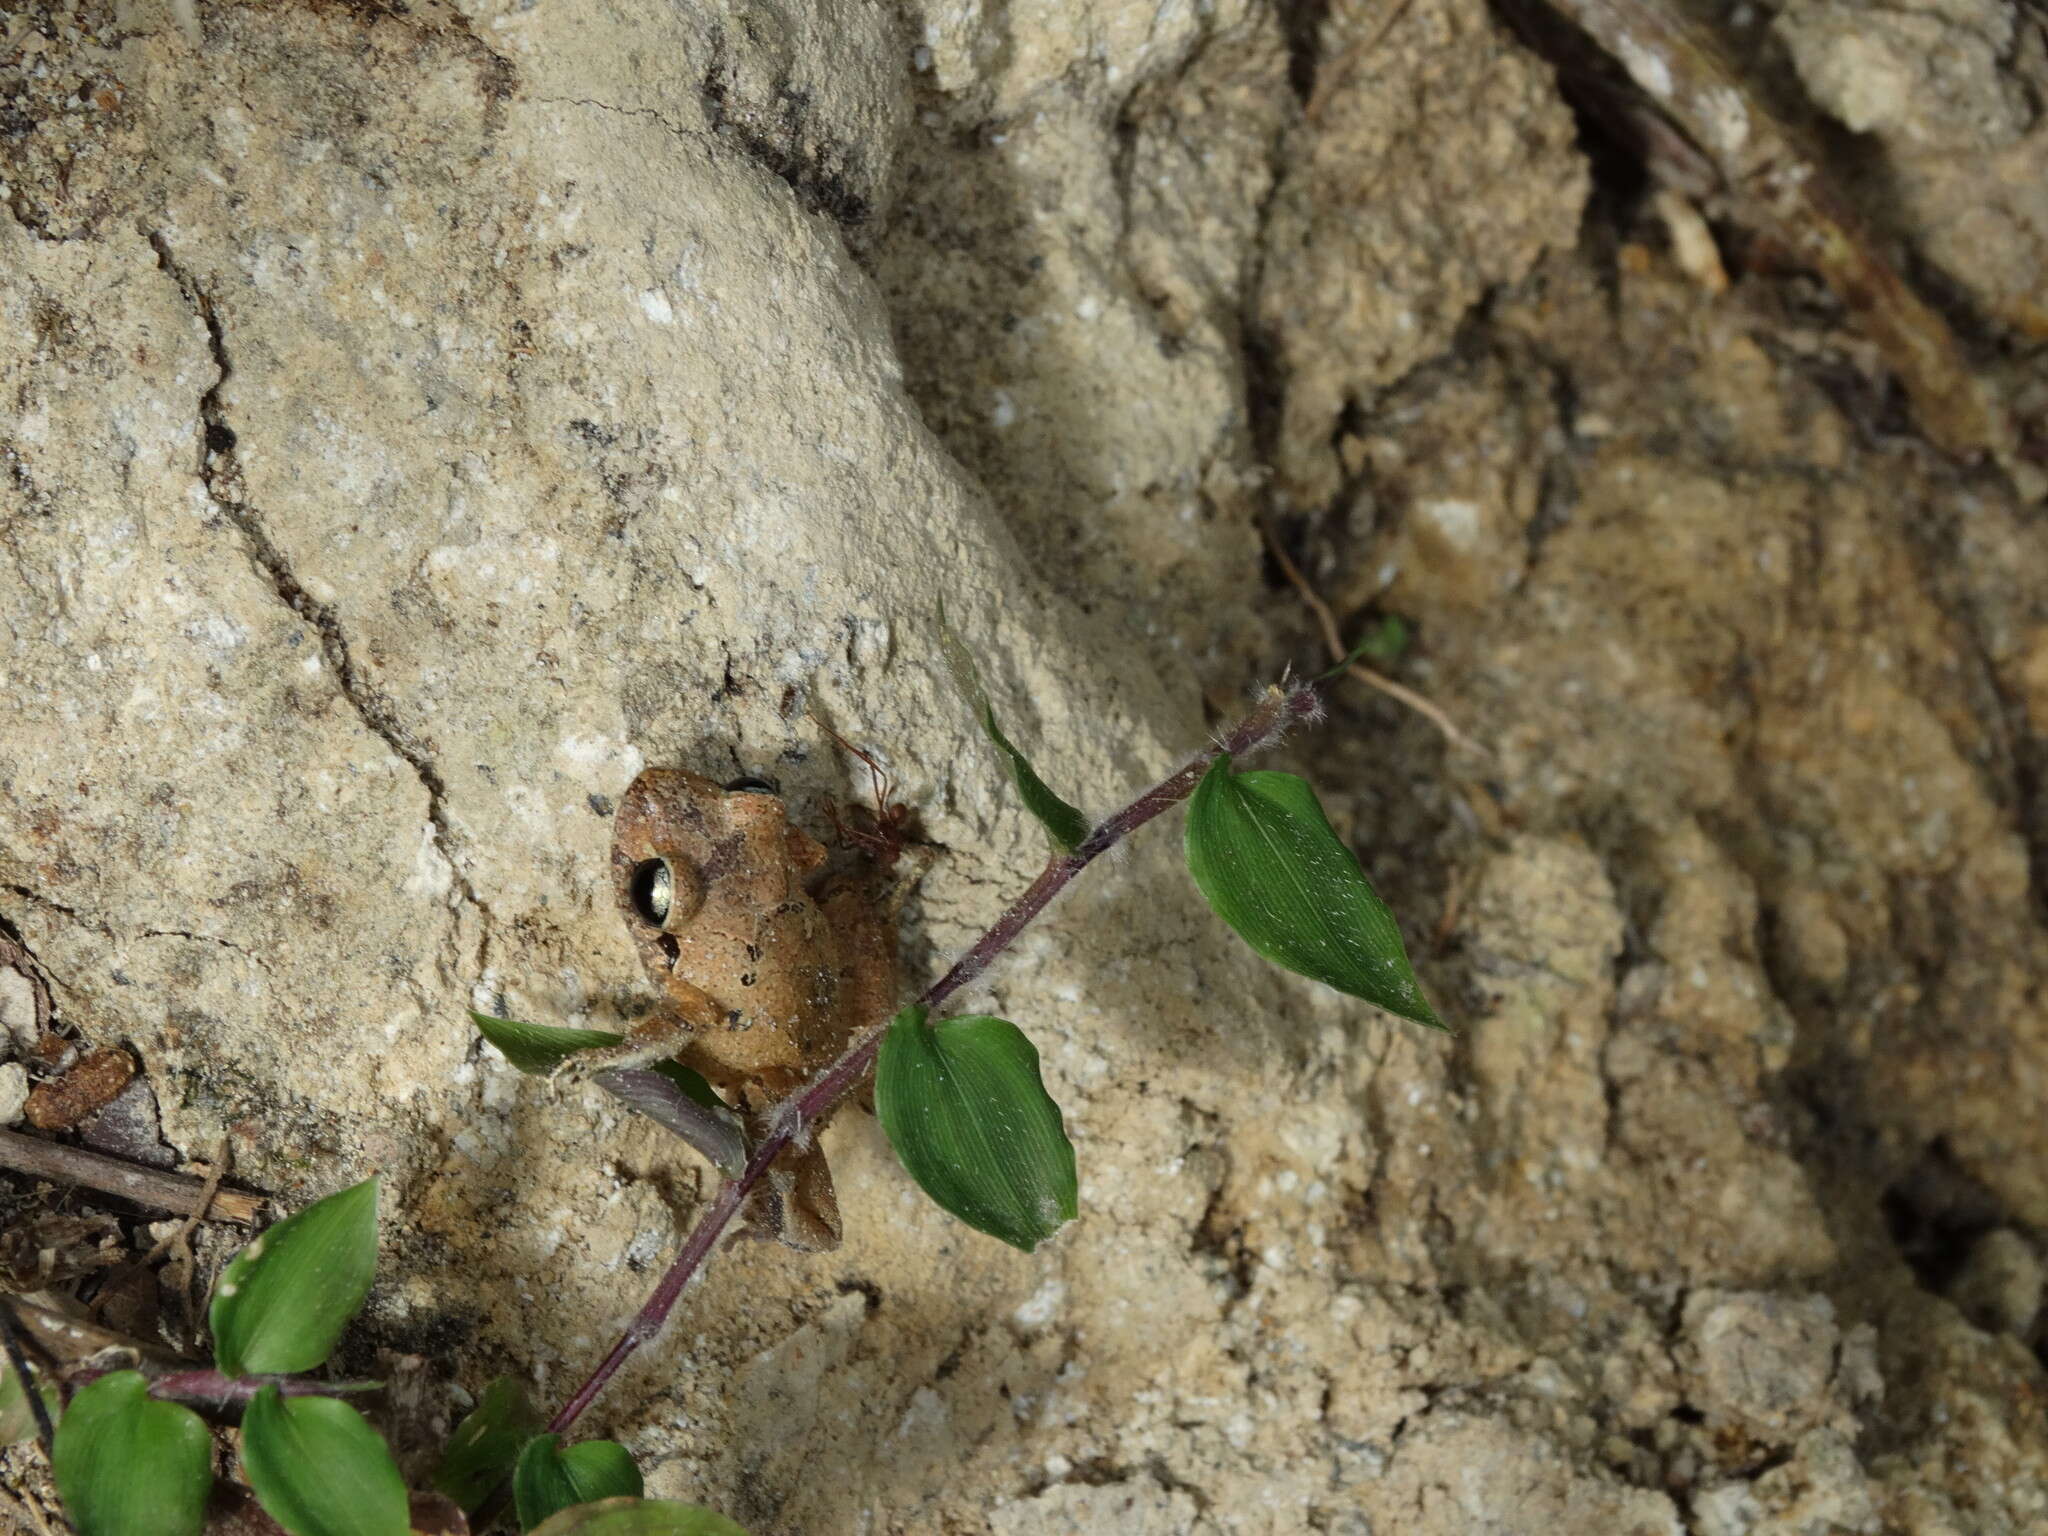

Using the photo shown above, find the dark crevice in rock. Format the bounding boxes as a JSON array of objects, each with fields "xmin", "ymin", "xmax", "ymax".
[
  {"xmin": 1239, "ymin": 44, "xmax": 1304, "ymax": 492},
  {"xmin": 1881, "ymin": 1140, "xmax": 2015, "ymax": 1300},
  {"xmin": 1275, "ymin": 0, "xmax": 1334, "ymax": 103},
  {"xmin": 5, "ymin": 191, "xmax": 73, "ymax": 244},
  {"xmin": 4, "ymin": 882, "xmax": 114, "ymax": 941},
  {"xmin": 143, "ymin": 231, "xmax": 493, "ymax": 959},
  {"xmin": 699, "ymin": 37, "xmax": 871, "ymax": 230},
  {"xmin": 0, "ymin": 909, "xmax": 59, "ymax": 1035}
]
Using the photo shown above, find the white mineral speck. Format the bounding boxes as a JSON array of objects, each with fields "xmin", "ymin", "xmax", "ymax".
[
  {"xmin": 1420, "ymin": 498, "xmax": 1483, "ymax": 550},
  {"xmin": 1616, "ymin": 35, "xmax": 1673, "ymax": 99},
  {"xmin": 1014, "ymin": 1278, "xmax": 1065, "ymax": 1328}
]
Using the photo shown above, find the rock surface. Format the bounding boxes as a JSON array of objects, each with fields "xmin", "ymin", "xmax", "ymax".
[
  {"xmin": 1778, "ymin": 0, "xmax": 2048, "ymax": 336},
  {"xmin": 4, "ymin": 0, "xmax": 2047, "ymax": 1533}
]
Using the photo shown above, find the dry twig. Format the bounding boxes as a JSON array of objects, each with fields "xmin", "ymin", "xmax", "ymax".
[
  {"xmin": 0, "ymin": 1128, "xmax": 263, "ymax": 1226},
  {"xmin": 1260, "ymin": 524, "xmax": 1486, "ymax": 756}
]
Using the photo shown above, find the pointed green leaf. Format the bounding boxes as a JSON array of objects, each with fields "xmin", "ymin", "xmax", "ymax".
[
  {"xmin": 979, "ymin": 709, "xmax": 1091, "ymax": 853},
  {"xmin": 875, "ymin": 1006, "xmax": 1077, "ymax": 1251},
  {"xmin": 1185, "ymin": 759, "xmax": 1444, "ymax": 1029},
  {"xmin": 0, "ymin": 1352, "xmax": 58, "ymax": 1445},
  {"xmin": 527, "ymin": 1498, "xmax": 752, "ymax": 1535},
  {"xmin": 210, "ymin": 1177, "xmax": 379, "ymax": 1377},
  {"xmin": 241, "ymin": 1387, "xmax": 408, "ymax": 1536},
  {"xmin": 1319, "ymin": 614, "xmax": 1410, "ymax": 678},
  {"xmin": 52, "ymin": 1371, "xmax": 212, "ymax": 1536},
  {"xmin": 434, "ymin": 1374, "xmax": 546, "ymax": 1511},
  {"xmin": 936, "ymin": 605, "xmax": 1090, "ymax": 852},
  {"xmin": 515, "ymin": 1435, "xmax": 645, "ymax": 1529},
  {"xmin": 470, "ymin": 1012, "xmax": 725, "ymax": 1110}
]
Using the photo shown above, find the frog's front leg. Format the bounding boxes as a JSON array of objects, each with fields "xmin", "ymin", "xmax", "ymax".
[{"xmin": 549, "ymin": 975, "xmax": 726, "ymax": 1088}]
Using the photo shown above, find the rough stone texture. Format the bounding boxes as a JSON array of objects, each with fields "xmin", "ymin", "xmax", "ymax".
[
  {"xmin": 5, "ymin": 2, "xmax": 2048, "ymax": 1535},
  {"xmin": 1255, "ymin": 0, "xmax": 1587, "ymax": 508},
  {"xmin": 1777, "ymin": 0, "xmax": 2048, "ymax": 336},
  {"xmin": 1949, "ymin": 1229, "xmax": 2045, "ymax": 1339},
  {"xmin": 873, "ymin": 0, "xmax": 1288, "ymax": 673},
  {"xmin": 1778, "ymin": 0, "xmax": 2032, "ymax": 149}
]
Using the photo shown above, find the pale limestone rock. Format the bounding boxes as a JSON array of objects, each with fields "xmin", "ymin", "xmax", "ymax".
[
  {"xmin": 989, "ymin": 1479, "xmax": 1202, "ymax": 1535},
  {"xmin": 1948, "ymin": 1229, "xmax": 2044, "ymax": 1339},
  {"xmin": 1778, "ymin": 0, "xmax": 2031, "ymax": 150},
  {"xmin": 0, "ymin": 1061, "xmax": 28, "ymax": 1126},
  {"xmin": 1777, "ymin": 0, "xmax": 2048, "ymax": 335},
  {"xmin": 1680, "ymin": 1292, "xmax": 1847, "ymax": 1446},
  {"xmin": 1256, "ymin": 0, "xmax": 1587, "ymax": 507}
]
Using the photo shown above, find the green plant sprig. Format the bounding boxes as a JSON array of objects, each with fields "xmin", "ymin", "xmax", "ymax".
[{"xmin": 542, "ymin": 674, "xmax": 1424, "ymax": 1438}]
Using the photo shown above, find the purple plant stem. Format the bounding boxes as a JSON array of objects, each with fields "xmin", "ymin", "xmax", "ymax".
[
  {"xmin": 58, "ymin": 1364, "xmax": 380, "ymax": 1412},
  {"xmin": 145, "ymin": 1370, "xmax": 382, "ymax": 1410},
  {"xmin": 545, "ymin": 681, "xmax": 1320, "ymax": 1438}
]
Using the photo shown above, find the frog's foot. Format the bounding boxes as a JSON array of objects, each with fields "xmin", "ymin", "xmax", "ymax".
[
  {"xmin": 546, "ymin": 1014, "xmax": 696, "ymax": 1094},
  {"xmin": 735, "ymin": 1143, "xmax": 842, "ymax": 1253}
]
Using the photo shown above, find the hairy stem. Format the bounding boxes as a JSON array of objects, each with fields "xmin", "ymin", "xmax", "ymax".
[{"xmin": 546, "ymin": 681, "xmax": 1320, "ymax": 1436}]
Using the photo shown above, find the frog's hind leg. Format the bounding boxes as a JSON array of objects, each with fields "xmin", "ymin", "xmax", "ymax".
[
  {"xmin": 740, "ymin": 1141, "xmax": 842, "ymax": 1252},
  {"xmin": 732, "ymin": 1072, "xmax": 842, "ymax": 1251},
  {"xmin": 815, "ymin": 845, "xmax": 936, "ymax": 1034}
]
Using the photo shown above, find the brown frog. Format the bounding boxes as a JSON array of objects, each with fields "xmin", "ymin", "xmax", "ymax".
[{"xmin": 601, "ymin": 767, "xmax": 905, "ymax": 1250}]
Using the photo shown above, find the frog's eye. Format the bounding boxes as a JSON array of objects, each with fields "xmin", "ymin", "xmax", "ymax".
[
  {"xmin": 724, "ymin": 775, "xmax": 780, "ymax": 795},
  {"xmin": 629, "ymin": 856, "xmax": 703, "ymax": 931}
]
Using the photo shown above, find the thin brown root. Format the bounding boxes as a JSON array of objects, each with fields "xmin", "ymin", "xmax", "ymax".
[
  {"xmin": 1261, "ymin": 523, "xmax": 1488, "ymax": 758},
  {"xmin": 1, "ymin": 1484, "xmax": 60, "ymax": 1536},
  {"xmin": 139, "ymin": 1136, "xmax": 232, "ymax": 1341}
]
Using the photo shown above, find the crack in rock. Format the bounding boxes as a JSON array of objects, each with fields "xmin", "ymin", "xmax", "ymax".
[
  {"xmin": 5, "ymin": 881, "xmax": 115, "ymax": 941},
  {"xmin": 143, "ymin": 231, "xmax": 494, "ymax": 958},
  {"xmin": 535, "ymin": 86, "xmax": 870, "ymax": 228},
  {"xmin": 138, "ymin": 927, "xmax": 277, "ymax": 979}
]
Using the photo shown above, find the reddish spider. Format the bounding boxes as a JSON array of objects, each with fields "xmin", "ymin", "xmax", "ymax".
[{"xmin": 814, "ymin": 718, "xmax": 917, "ymax": 869}]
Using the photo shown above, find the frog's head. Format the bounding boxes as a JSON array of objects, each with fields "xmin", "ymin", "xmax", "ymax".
[{"xmin": 611, "ymin": 768, "xmax": 826, "ymax": 963}]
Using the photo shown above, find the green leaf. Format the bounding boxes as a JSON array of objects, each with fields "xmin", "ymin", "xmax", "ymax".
[
  {"xmin": 434, "ymin": 1374, "xmax": 545, "ymax": 1511},
  {"xmin": 527, "ymin": 1497, "xmax": 753, "ymax": 1535},
  {"xmin": 875, "ymin": 1006, "xmax": 1077, "ymax": 1251},
  {"xmin": 470, "ymin": 1012, "xmax": 725, "ymax": 1110},
  {"xmin": 0, "ymin": 1352, "xmax": 58, "ymax": 1445},
  {"xmin": 1184, "ymin": 760, "xmax": 1444, "ymax": 1030},
  {"xmin": 515, "ymin": 1435, "xmax": 645, "ymax": 1529},
  {"xmin": 210, "ymin": 1177, "xmax": 379, "ymax": 1377},
  {"xmin": 240, "ymin": 1387, "xmax": 410, "ymax": 1536},
  {"xmin": 1320, "ymin": 614, "xmax": 1410, "ymax": 677},
  {"xmin": 936, "ymin": 605, "xmax": 1090, "ymax": 853},
  {"xmin": 52, "ymin": 1371, "xmax": 212, "ymax": 1536},
  {"xmin": 980, "ymin": 710, "xmax": 1091, "ymax": 853}
]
